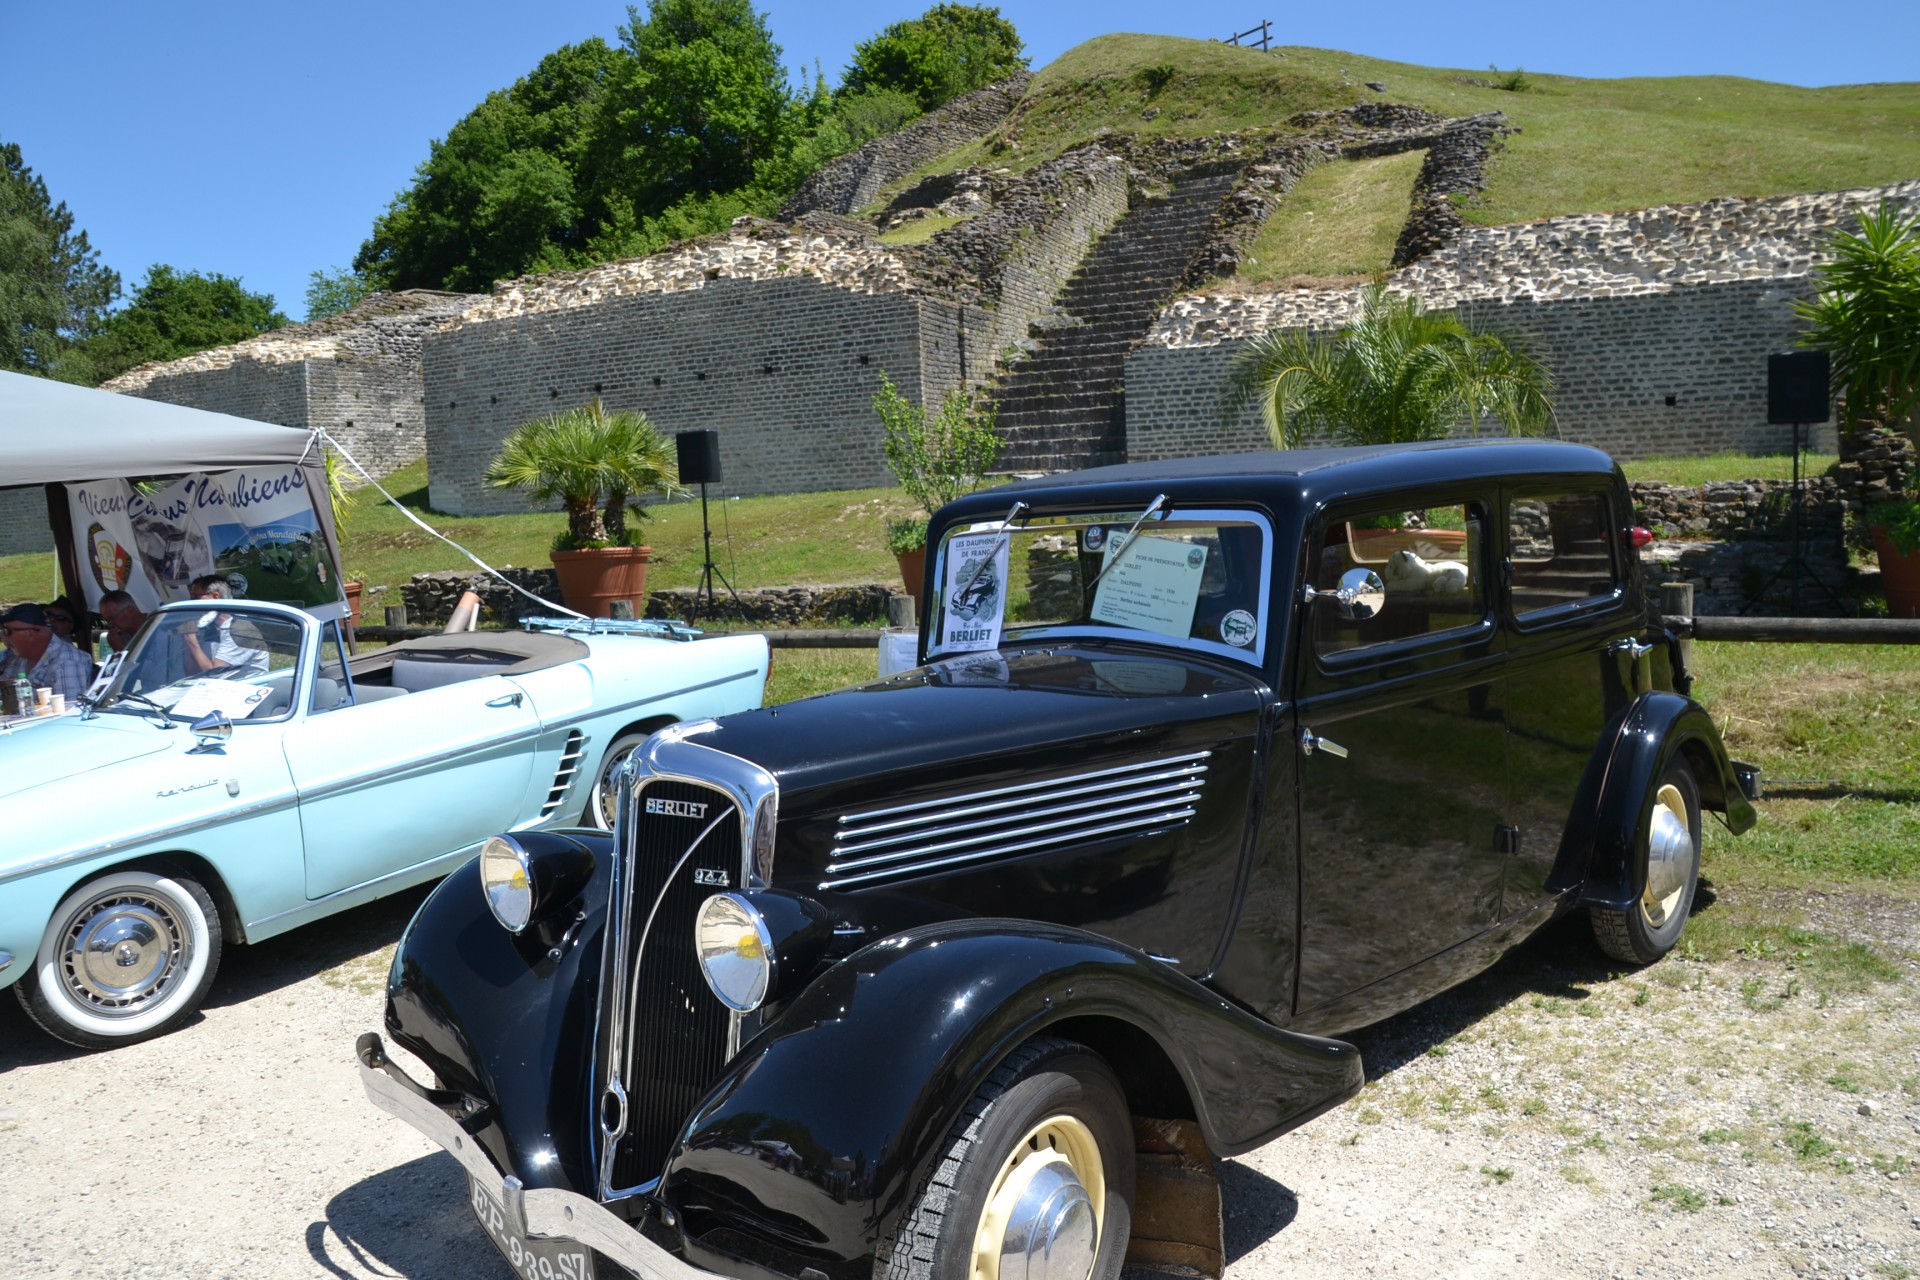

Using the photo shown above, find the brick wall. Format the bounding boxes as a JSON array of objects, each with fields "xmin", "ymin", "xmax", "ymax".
[
  {"xmin": 1127, "ymin": 278, "xmax": 1840, "ymax": 463},
  {"xmin": 97, "ymin": 290, "xmax": 479, "ymax": 486},
  {"xmin": 424, "ymin": 274, "xmax": 982, "ymax": 514}
]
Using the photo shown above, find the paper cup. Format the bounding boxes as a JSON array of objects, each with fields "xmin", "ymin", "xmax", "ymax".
[
  {"xmin": 33, "ymin": 686, "xmax": 50, "ymax": 708},
  {"xmin": 49, "ymin": 693, "xmax": 66, "ymax": 714}
]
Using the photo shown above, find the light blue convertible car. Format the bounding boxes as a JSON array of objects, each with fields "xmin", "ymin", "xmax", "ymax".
[{"xmin": 0, "ymin": 599, "xmax": 770, "ymax": 1048}]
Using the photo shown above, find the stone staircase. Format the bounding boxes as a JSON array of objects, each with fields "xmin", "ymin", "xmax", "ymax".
[{"xmin": 988, "ymin": 166, "xmax": 1244, "ymax": 474}]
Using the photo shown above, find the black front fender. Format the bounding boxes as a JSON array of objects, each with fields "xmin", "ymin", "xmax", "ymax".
[
  {"xmin": 658, "ymin": 919, "xmax": 1361, "ymax": 1279},
  {"xmin": 1554, "ymin": 692, "xmax": 1757, "ymax": 911},
  {"xmin": 384, "ymin": 829, "xmax": 614, "ymax": 1195}
]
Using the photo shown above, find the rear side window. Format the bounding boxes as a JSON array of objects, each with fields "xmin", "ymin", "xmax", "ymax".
[
  {"xmin": 1313, "ymin": 502, "xmax": 1487, "ymax": 656},
  {"xmin": 1507, "ymin": 492, "xmax": 1622, "ymax": 620}
]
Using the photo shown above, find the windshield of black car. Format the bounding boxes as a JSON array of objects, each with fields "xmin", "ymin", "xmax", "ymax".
[
  {"xmin": 99, "ymin": 609, "xmax": 305, "ymax": 722},
  {"xmin": 927, "ymin": 507, "xmax": 1273, "ymax": 666}
]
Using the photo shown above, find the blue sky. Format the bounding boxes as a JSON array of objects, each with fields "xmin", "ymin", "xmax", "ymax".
[{"xmin": 3, "ymin": 1, "xmax": 1914, "ymax": 322}]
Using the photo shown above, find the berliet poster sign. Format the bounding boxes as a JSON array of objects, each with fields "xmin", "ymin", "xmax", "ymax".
[{"xmin": 65, "ymin": 465, "xmax": 343, "ymax": 612}]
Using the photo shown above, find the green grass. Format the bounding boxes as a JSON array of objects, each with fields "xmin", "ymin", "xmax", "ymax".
[
  {"xmin": 332, "ymin": 461, "xmax": 913, "ymax": 614},
  {"xmin": 764, "ymin": 647, "xmax": 879, "ymax": 704},
  {"xmin": 1692, "ymin": 640, "xmax": 1920, "ymax": 891},
  {"xmin": 876, "ymin": 213, "xmax": 968, "ymax": 245},
  {"xmin": 1237, "ymin": 150, "xmax": 1427, "ymax": 282},
  {"xmin": 892, "ymin": 34, "xmax": 1920, "ymax": 233},
  {"xmin": 1619, "ymin": 453, "xmax": 1842, "ymax": 485}
]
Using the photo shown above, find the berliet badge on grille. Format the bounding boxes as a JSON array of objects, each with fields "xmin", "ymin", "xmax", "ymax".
[{"xmin": 645, "ymin": 796, "xmax": 710, "ymax": 819}]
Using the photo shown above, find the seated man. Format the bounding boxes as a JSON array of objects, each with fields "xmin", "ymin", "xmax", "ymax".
[
  {"xmin": 183, "ymin": 575, "xmax": 269, "ymax": 677},
  {"xmin": 0, "ymin": 603, "xmax": 94, "ymax": 701}
]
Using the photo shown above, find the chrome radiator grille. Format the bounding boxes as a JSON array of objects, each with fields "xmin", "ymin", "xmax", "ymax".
[
  {"xmin": 604, "ymin": 779, "xmax": 737, "ymax": 1194},
  {"xmin": 824, "ymin": 751, "xmax": 1211, "ymax": 891}
]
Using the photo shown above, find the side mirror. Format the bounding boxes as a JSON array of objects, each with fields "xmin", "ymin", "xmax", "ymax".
[
  {"xmin": 1303, "ymin": 568, "xmax": 1386, "ymax": 621},
  {"xmin": 189, "ymin": 711, "xmax": 233, "ymax": 752}
]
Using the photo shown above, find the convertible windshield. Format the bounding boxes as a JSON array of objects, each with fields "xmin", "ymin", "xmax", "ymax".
[
  {"xmin": 100, "ymin": 608, "xmax": 305, "ymax": 722},
  {"xmin": 928, "ymin": 507, "xmax": 1272, "ymax": 665}
]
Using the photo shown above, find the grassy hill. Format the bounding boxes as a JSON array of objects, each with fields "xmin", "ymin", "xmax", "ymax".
[{"xmin": 908, "ymin": 34, "xmax": 1919, "ymax": 244}]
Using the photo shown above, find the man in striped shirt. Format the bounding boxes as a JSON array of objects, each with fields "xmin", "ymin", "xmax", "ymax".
[{"xmin": 1, "ymin": 602, "xmax": 94, "ymax": 701}]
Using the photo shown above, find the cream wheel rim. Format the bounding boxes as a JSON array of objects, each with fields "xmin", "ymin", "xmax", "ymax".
[
  {"xmin": 970, "ymin": 1114, "xmax": 1104, "ymax": 1280},
  {"xmin": 1640, "ymin": 782, "xmax": 1694, "ymax": 929}
]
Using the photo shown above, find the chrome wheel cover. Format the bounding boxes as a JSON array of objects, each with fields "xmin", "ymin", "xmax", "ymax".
[
  {"xmin": 972, "ymin": 1115, "xmax": 1103, "ymax": 1280},
  {"xmin": 1640, "ymin": 782, "xmax": 1694, "ymax": 929},
  {"xmin": 55, "ymin": 888, "xmax": 192, "ymax": 1017},
  {"xmin": 591, "ymin": 737, "xmax": 644, "ymax": 829}
]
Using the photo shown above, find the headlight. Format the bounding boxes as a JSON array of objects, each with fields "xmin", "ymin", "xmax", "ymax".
[
  {"xmin": 480, "ymin": 835, "xmax": 535, "ymax": 933},
  {"xmin": 696, "ymin": 892, "xmax": 775, "ymax": 1011}
]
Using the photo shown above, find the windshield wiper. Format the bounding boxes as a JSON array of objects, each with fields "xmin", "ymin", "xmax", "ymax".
[
  {"xmin": 91, "ymin": 689, "xmax": 179, "ymax": 728},
  {"xmin": 950, "ymin": 500, "xmax": 1030, "ymax": 605},
  {"xmin": 1087, "ymin": 494, "xmax": 1170, "ymax": 593}
]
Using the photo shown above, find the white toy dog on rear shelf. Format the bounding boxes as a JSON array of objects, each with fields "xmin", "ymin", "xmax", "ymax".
[{"xmin": 1383, "ymin": 548, "xmax": 1470, "ymax": 595}]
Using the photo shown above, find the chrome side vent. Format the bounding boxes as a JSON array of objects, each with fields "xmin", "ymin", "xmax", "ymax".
[
  {"xmin": 541, "ymin": 730, "xmax": 587, "ymax": 817},
  {"xmin": 825, "ymin": 751, "xmax": 1211, "ymax": 890}
]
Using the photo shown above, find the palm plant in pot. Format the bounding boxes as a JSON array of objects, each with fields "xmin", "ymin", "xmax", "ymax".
[
  {"xmin": 484, "ymin": 401, "xmax": 683, "ymax": 618},
  {"xmin": 1794, "ymin": 200, "xmax": 1920, "ymax": 617},
  {"xmin": 1229, "ymin": 283, "xmax": 1557, "ymax": 448},
  {"xmin": 872, "ymin": 373, "xmax": 1001, "ymax": 614}
]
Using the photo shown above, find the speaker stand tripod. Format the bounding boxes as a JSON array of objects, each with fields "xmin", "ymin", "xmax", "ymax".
[
  {"xmin": 692, "ymin": 481, "xmax": 742, "ymax": 620},
  {"xmin": 1743, "ymin": 420, "xmax": 1845, "ymax": 616}
]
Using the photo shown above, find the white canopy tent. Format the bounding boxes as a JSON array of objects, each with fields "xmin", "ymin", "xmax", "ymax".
[
  {"xmin": 0, "ymin": 370, "xmax": 320, "ymax": 485},
  {"xmin": 0, "ymin": 371, "xmax": 344, "ymax": 622}
]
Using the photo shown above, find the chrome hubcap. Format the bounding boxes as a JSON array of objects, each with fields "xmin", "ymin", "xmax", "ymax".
[
  {"xmin": 59, "ymin": 892, "xmax": 187, "ymax": 1014},
  {"xmin": 1641, "ymin": 783, "xmax": 1694, "ymax": 929},
  {"xmin": 973, "ymin": 1115, "xmax": 1103, "ymax": 1280}
]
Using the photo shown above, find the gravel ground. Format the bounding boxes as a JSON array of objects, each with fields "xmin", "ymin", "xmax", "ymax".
[{"xmin": 3, "ymin": 885, "xmax": 1917, "ymax": 1280}]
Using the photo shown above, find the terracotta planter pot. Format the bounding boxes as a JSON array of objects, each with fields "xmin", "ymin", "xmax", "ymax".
[
  {"xmin": 1869, "ymin": 525, "xmax": 1920, "ymax": 619},
  {"xmin": 343, "ymin": 580, "xmax": 363, "ymax": 625},
  {"xmin": 551, "ymin": 546, "xmax": 652, "ymax": 618},
  {"xmin": 895, "ymin": 547, "xmax": 927, "ymax": 619}
]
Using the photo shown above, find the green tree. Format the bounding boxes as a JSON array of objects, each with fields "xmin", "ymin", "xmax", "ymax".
[
  {"xmin": 484, "ymin": 400, "xmax": 684, "ymax": 549},
  {"xmin": 1795, "ymin": 200, "xmax": 1920, "ymax": 442},
  {"xmin": 76, "ymin": 265, "xmax": 288, "ymax": 384},
  {"xmin": 1230, "ymin": 284, "xmax": 1555, "ymax": 448},
  {"xmin": 0, "ymin": 139, "xmax": 119, "ymax": 376},
  {"xmin": 872, "ymin": 372, "xmax": 1001, "ymax": 553},
  {"xmin": 584, "ymin": 0, "xmax": 793, "ymax": 226},
  {"xmin": 842, "ymin": 4, "xmax": 1026, "ymax": 112},
  {"xmin": 305, "ymin": 265, "xmax": 377, "ymax": 320},
  {"xmin": 355, "ymin": 39, "xmax": 617, "ymax": 292}
]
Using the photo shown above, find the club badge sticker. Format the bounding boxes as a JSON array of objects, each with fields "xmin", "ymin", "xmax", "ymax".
[{"xmin": 939, "ymin": 531, "xmax": 1010, "ymax": 653}]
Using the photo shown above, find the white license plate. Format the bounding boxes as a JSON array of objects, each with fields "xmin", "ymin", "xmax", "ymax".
[{"xmin": 469, "ymin": 1176, "xmax": 596, "ymax": 1280}]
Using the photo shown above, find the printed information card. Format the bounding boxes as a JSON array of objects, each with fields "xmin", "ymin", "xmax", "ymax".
[{"xmin": 1090, "ymin": 534, "xmax": 1207, "ymax": 639}]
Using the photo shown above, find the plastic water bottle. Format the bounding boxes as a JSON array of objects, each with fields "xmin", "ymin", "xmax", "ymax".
[{"xmin": 13, "ymin": 671, "xmax": 30, "ymax": 716}]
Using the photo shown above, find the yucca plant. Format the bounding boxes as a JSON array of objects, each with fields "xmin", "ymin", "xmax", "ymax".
[
  {"xmin": 1795, "ymin": 200, "xmax": 1920, "ymax": 550},
  {"xmin": 1229, "ymin": 283, "xmax": 1556, "ymax": 448},
  {"xmin": 485, "ymin": 401, "xmax": 684, "ymax": 550}
]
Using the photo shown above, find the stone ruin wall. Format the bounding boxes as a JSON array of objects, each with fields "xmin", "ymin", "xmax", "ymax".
[
  {"xmin": 424, "ymin": 148, "xmax": 1134, "ymax": 516},
  {"xmin": 779, "ymin": 73, "xmax": 1032, "ymax": 220},
  {"xmin": 1128, "ymin": 180, "xmax": 1920, "ymax": 465},
  {"xmin": 98, "ymin": 290, "xmax": 481, "ymax": 484}
]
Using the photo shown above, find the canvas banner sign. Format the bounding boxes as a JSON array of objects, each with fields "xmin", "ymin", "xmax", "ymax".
[{"xmin": 66, "ymin": 466, "xmax": 342, "ymax": 613}]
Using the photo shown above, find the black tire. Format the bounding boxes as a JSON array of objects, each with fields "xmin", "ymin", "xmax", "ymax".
[
  {"xmin": 1591, "ymin": 761, "xmax": 1702, "ymax": 965},
  {"xmin": 585, "ymin": 731, "xmax": 652, "ymax": 830},
  {"xmin": 877, "ymin": 1038, "xmax": 1135, "ymax": 1280},
  {"xmin": 16, "ymin": 869, "xmax": 223, "ymax": 1049}
]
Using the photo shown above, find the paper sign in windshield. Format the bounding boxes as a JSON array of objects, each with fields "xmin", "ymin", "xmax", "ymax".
[
  {"xmin": 1091, "ymin": 534, "xmax": 1206, "ymax": 639},
  {"xmin": 939, "ymin": 532, "xmax": 1011, "ymax": 653},
  {"xmin": 166, "ymin": 679, "xmax": 273, "ymax": 721}
]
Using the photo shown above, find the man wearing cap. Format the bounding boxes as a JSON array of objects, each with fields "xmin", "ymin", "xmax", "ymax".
[{"xmin": 1, "ymin": 603, "xmax": 95, "ymax": 701}]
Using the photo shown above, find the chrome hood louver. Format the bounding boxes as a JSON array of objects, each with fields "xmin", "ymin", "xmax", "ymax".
[{"xmin": 824, "ymin": 751, "xmax": 1211, "ymax": 891}]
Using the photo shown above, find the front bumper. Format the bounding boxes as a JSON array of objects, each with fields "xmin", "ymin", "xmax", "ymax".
[{"xmin": 356, "ymin": 1032, "xmax": 710, "ymax": 1280}]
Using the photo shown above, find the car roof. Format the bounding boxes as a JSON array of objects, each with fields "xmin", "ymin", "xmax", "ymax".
[{"xmin": 941, "ymin": 440, "xmax": 1621, "ymax": 525}]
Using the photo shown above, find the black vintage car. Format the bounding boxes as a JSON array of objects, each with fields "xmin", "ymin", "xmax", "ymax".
[{"xmin": 358, "ymin": 440, "xmax": 1756, "ymax": 1280}]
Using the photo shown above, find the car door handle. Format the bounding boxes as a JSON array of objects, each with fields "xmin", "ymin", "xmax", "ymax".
[
  {"xmin": 487, "ymin": 693, "xmax": 524, "ymax": 708},
  {"xmin": 1609, "ymin": 637, "xmax": 1655, "ymax": 659},
  {"xmin": 1300, "ymin": 728, "xmax": 1349, "ymax": 759}
]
